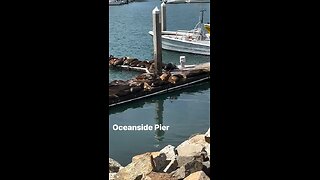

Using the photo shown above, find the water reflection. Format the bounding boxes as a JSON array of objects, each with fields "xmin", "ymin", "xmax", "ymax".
[
  {"xmin": 109, "ymin": 82, "xmax": 210, "ymax": 143},
  {"xmin": 154, "ymin": 99, "xmax": 165, "ymax": 141},
  {"xmin": 109, "ymin": 82, "xmax": 210, "ymax": 165},
  {"xmin": 109, "ymin": 81, "xmax": 210, "ymax": 115}
]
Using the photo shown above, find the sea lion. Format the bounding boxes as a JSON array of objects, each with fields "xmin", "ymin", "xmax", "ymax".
[
  {"xmin": 160, "ymin": 72, "xmax": 171, "ymax": 81},
  {"xmin": 151, "ymin": 79, "xmax": 165, "ymax": 87},
  {"xmin": 109, "ymin": 94, "xmax": 118, "ymax": 101},
  {"xmin": 109, "ymin": 94, "xmax": 119, "ymax": 104},
  {"xmin": 137, "ymin": 61, "xmax": 145, "ymax": 68},
  {"xmin": 129, "ymin": 81, "xmax": 144, "ymax": 88},
  {"xmin": 109, "ymin": 80, "xmax": 127, "ymax": 86},
  {"xmin": 109, "ymin": 58, "xmax": 117, "ymax": 66},
  {"xmin": 123, "ymin": 58, "xmax": 135, "ymax": 65},
  {"xmin": 128, "ymin": 59, "xmax": 138, "ymax": 66},
  {"xmin": 115, "ymin": 89, "xmax": 131, "ymax": 97},
  {"xmin": 168, "ymin": 75, "xmax": 181, "ymax": 84},
  {"xmin": 130, "ymin": 60, "xmax": 141, "ymax": 67},
  {"xmin": 135, "ymin": 73, "xmax": 148, "ymax": 81},
  {"xmin": 148, "ymin": 63, "xmax": 155, "ymax": 73},
  {"xmin": 113, "ymin": 59, "xmax": 124, "ymax": 66},
  {"xmin": 130, "ymin": 86, "xmax": 142, "ymax": 93},
  {"xmin": 164, "ymin": 63, "xmax": 177, "ymax": 71},
  {"xmin": 143, "ymin": 82, "xmax": 152, "ymax": 91},
  {"xmin": 139, "ymin": 61, "xmax": 148, "ymax": 68}
]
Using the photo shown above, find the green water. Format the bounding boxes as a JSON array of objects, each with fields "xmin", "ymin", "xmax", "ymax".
[{"xmin": 109, "ymin": 0, "xmax": 211, "ymax": 165}]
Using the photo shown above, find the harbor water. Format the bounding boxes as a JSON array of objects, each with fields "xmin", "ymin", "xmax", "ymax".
[{"xmin": 109, "ymin": 0, "xmax": 211, "ymax": 165}]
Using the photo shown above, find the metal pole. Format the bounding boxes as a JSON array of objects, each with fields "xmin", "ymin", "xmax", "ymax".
[
  {"xmin": 152, "ymin": 7, "xmax": 162, "ymax": 75},
  {"xmin": 161, "ymin": 2, "xmax": 166, "ymax": 31}
]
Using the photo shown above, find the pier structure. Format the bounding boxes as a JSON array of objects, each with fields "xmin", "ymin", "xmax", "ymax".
[
  {"xmin": 152, "ymin": 7, "xmax": 162, "ymax": 75},
  {"xmin": 161, "ymin": 2, "xmax": 167, "ymax": 31}
]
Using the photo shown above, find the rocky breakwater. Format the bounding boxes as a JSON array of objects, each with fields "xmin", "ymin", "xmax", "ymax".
[{"xmin": 109, "ymin": 128, "xmax": 211, "ymax": 180}]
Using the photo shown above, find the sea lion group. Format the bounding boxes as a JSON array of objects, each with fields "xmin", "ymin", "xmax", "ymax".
[
  {"xmin": 109, "ymin": 69, "xmax": 208, "ymax": 105},
  {"xmin": 109, "ymin": 55, "xmax": 178, "ymax": 72},
  {"xmin": 109, "ymin": 56, "xmax": 153, "ymax": 69},
  {"xmin": 109, "ymin": 55, "xmax": 209, "ymax": 105}
]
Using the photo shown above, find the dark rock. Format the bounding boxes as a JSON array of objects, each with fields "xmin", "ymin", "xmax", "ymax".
[
  {"xmin": 109, "ymin": 158, "xmax": 122, "ymax": 173},
  {"xmin": 163, "ymin": 159, "xmax": 178, "ymax": 173},
  {"xmin": 202, "ymin": 161, "xmax": 210, "ymax": 177},
  {"xmin": 152, "ymin": 153, "xmax": 170, "ymax": 172}
]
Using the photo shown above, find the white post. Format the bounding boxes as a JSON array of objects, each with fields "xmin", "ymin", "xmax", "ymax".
[
  {"xmin": 180, "ymin": 56, "xmax": 186, "ymax": 69},
  {"xmin": 153, "ymin": 7, "xmax": 162, "ymax": 75},
  {"xmin": 160, "ymin": 2, "xmax": 167, "ymax": 31}
]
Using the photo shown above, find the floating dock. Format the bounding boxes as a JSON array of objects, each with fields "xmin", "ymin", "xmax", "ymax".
[{"xmin": 109, "ymin": 56, "xmax": 210, "ymax": 107}]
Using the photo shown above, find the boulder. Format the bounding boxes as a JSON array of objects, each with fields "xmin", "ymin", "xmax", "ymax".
[
  {"xmin": 204, "ymin": 143, "xmax": 210, "ymax": 160},
  {"xmin": 109, "ymin": 172, "xmax": 116, "ymax": 180},
  {"xmin": 160, "ymin": 145, "xmax": 176, "ymax": 161},
  {"xmin": 176, "ymin": 135, "xmax": 208, "ymax": 157},
  {"xmin": 176, "ymin": 156, "xmax": 194, "ymax": 167},
  {"xmin": 204, "ymin": 128, "xmax": 210, "ymax": 143},
  {"xmin": 115, "ymin": 152, "xmax": 155, "ymax": 180},
  {"xmin": 142, "ymin": 172, "xmax": 178, "ymax": 180},
  {"xmin": 152, "ymin": 153, "xmax": 170, "ymax": 172},
  {"xmin": 163, "ymin": 159, "xmax": 178, "ymax": 173},
  {"xmin": 109, "ymin": 158, "xmax": 122, "ymax": 173},
  {"xmin": 170, "ymin": 160, "xmax": 203, "ymax": 179},
  {"xmin": 183, "ymin": 171, "xmax": 210, "ymax": 180},
  {"xmin": 201, "ymin": 161, "xmax": 210, "ymax": 177}
]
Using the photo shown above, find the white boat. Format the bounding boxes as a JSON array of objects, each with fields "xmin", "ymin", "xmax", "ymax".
[
  {"xmin": 163, "ymin": 0, "xmax": 210, "ymax": 4},
  {"xmin": 109, "ymin": 0, "xmax": 125, "ymax": 6},
  {"xmin": 149, "ymin": 10, "xmax": 210, "ymax": 56}
]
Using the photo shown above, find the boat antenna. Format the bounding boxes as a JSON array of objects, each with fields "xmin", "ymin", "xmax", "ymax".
[{"xmin": 200, "ymin": 9, "xmax": 206, "ymax": 24}]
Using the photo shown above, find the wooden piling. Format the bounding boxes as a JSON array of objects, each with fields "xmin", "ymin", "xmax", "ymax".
[
  {"xmin": 152, "ymin": 7, "xmax": 162, "ymax": 75},
  {"xmin": 161, "ymin": 2, "xmax": 166, "ymax": 31}
]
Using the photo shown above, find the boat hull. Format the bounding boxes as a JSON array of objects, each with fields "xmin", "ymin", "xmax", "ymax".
[
  {"xmin": 162, "ymin": 37, "xmax": 210, "ymax": 56},
  {"xmin": 149, "ymin": 31, "xmax": 210, "ymax": 56},
  {"xmin": 164, "ymin": 0, "xmax": 210, "ymax": 4}
]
